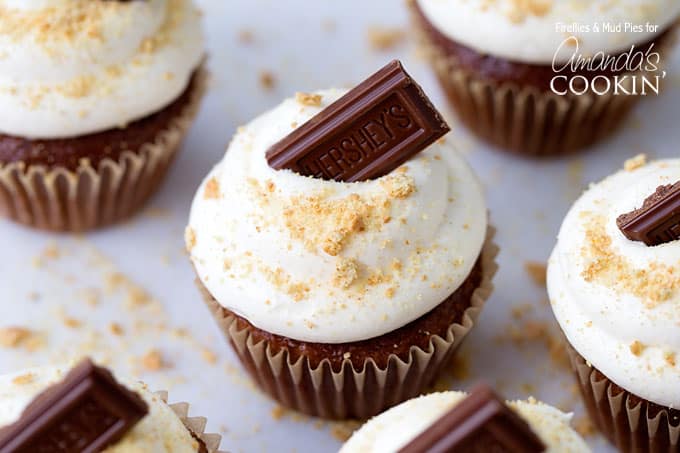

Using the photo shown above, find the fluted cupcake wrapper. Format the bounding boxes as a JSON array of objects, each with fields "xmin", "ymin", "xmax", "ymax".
[
  {"xmin": 200, "ymin": 227, "xmax": 498, "ymax": 420},
  {"xmin": 567, "ymin": 343, "xmax": 680, "ymax": 453},
  {"xmin": 155, "ymin": 390, "xmax": 223, "ymax": 453},
  {"xmin": 0, "ymin": 66, "xmax": 207, "ymax": 232},
  {"xmin": 409, "ymin": 0, "xmax": 675, "ymax": 156}
]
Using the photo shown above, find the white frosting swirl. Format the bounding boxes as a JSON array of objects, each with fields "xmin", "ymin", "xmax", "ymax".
[
  {"xmin": 548, "ymin": 159, "xmax": 680, "ymax": 409},
  {"xmin": 0, "ymin": 0, "xmax": 204, "ymax": 139},
  {"xmin": 416, "ymin": 0, "xmax": 680, "ymax": 64},
  {"xmin": 340, "ymin": 391, "xmax": 590, "ymax": 452},
  {"xmin": 0, "ymin": 365, "xmax": 202, "ymax": 452},
  {"xmin": 187, "ymin": 89, "xmax": 487, "ymax": 344}
]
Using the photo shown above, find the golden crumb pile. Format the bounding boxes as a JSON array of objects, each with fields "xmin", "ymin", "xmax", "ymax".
[
  {"xmin": 295, "ymin": 92, "xmax": 323, "ymax": 107},
  {"xmin": 281, "ymin": 175, "xmax": 415, "ymax": 256},
  {"xmin": 0, "ymin": 327, "xmax": 42, "ymax": 351},
  {"xmin": 629, "ymin": 340, "xmax": 645, "ymax": 356},
  {"xmin": 261, "ymin": 265, "xmax": 310, "ymax": 302},
  {"xmin": 624, "ymin": 154, "xmax": 647, "ymax": 171},
  {"xmin": 580, "ymin": 214, "xmax": 679, "ymax": 307},
  {"xmin": 141, "ymin": 349, "xmax": 167, "ymax": 371}
]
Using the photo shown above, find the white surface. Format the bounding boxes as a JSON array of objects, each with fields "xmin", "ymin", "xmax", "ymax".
[
  {"xmin": 548, "ymin": 159, "xmax": 680, "ymax": 409},
  {"xmin": 188, "ymin": 88, "xmax": 487, "ymax": 343},
  {"xmin": 0, "ymin": 1, "xmax": 678, "ymax": 452}
]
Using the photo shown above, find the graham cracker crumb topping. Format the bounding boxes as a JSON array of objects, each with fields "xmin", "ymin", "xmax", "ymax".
[
  {"xmin": 580, "ymin": 214, "xmax": 679, "ymax": 307},
  {"xmin": 295, "ymin": 92, "xmax": 322, "ymax": 107},
  {"xmin": 630, "ymin": 340, "xmax": 645, "ymax": 356},
  {"xmin": 506, "ymin": 0, "xmax": 553, "ymax": 23},
  {"xmin": 333, "ymin": 258, "xmax": 359, "ymax": 289},
  {"xmin": 204, "ymin": 177, "xmax": 221, "ymax": 199},
  {"xmin": 624, "ymin": 154, "xmax": 647, "ymax": 171}
]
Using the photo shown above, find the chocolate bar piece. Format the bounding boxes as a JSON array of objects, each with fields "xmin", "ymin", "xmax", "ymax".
[
  {"xmin": 266, "ymin": 60, "xmax": 449, "ymax": 182},
  {"xmin": 398, "ymin": 384, "xmax": 546, "ymax": 453},
  {"xmin": 617, "ymin": 182, "xmax": 680, "ymax": 246},
  {"xmin": 0, "ymin": 358, "xmax": 148, "ymax": 453}
]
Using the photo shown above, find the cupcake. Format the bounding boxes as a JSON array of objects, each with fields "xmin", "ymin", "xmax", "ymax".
[
  {"xmin": 0, "ymin": 359, "xmax": 222, "ymax": 452},
  {"xmin": 340, "ymin": 390, "xmax": 590, "ymax": 452},
  {"xmin": 187, "ymin": 85, "xmax": 497, "ymax": 419},
  {"xmin": 0, "ymin": 0, "xmax": 205, "ymax": 231},
  {"xmin": 547, "ymin": 157, "xmax": 680, "ymax": 451},
  {"xmin": 410, "ymin": 0, "xmax": 679, "ymax": 156}
]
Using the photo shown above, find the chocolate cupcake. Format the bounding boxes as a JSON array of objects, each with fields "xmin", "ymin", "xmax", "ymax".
[
  {"xmin": 0, "ymin": 0, "xmax": 205, "ymax": 231},
  {"xmin": 340, "ymin": 390, "xmax": 590, "ymax": 452},
  {"xmin": 0, "ymin": 359, "xmax": 222, "ymax": 452},
  {"xmin": 187, "ymin": 83, "xmax": 497, "ymax": 419},
  {"xmin": 547, "ymin": 157, "xmax": 680, "ymax": 452},
  {"xmin": 410, "ymin": 0, "xmax": 679, "ymax": 156}
]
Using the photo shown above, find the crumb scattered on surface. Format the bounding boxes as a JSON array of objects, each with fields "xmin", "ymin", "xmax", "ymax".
[
  {"xmin": 237, "ymin": 28, "xmax": 254, "ymax": 44},
  {"xmin": 0, "ymin": 327, "xmax": 35, "ymax": 349},
  {"xmin": 524, "ymin": 261, "xmax": 547, "ymax": 287},
  {"xmin": 141, "ymin": 349, "xmax": 166, "ymax": 371},
  {"xmin": 573, "ymin": 415, "xmax": 597, "ymax": 437},
  {"xmin": 259, "ymin": 70, "xmax": 275, "ymax": 91},
  {"xmin": 366, "ymin": 26, "xmax": 406, "ymax": 50}
]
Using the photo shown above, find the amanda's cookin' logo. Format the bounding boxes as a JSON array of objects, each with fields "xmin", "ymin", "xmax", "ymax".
[{"xmin": 550, "ymin": 35, "xmax": 667, "ymax": 96}]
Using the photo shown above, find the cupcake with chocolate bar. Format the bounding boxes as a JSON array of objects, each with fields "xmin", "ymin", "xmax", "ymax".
[
  {"xmin": 547, "ymin": 157, "xmax": 680, "ymax": 451},
  {"xmin": 187, "ymin": 61, "xmax": 497, "ymax": 419},
  {"xmin": 340, "ymin": 385, "xmax": 590, "ymax": 452},
  {"xmin": 0, "ymin": 0, "xmax": 205, "ymax": 231},
  {"xmin": 410, "ymin": 0, "xmax": 679, "ymax": 156},
  {"xmin": 0, "ymin": 358, "xmax": 222, "ymax": 452}
]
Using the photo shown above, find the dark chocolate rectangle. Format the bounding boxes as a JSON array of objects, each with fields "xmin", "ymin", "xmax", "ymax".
[
  {"xmin": 266, "ymin": 60, "xmax": 449, "ymax": 182},
  {"xmin": 618, "ymin": 182, "xmax": 680, "ymax": 246},
  {"xmin": 0, "ymin": 359, "xmax": 148, "ymax": 453}
]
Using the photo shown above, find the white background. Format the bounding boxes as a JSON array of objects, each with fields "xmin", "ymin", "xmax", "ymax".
[{"xmin": 1, "ymin": 1, "xmax": 679, "ymax": 452}]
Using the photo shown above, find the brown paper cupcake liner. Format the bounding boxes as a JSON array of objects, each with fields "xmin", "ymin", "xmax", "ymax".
[
  {"xmin": 567, "ymin": 343, "xmax": 680, "ymax": 453},
  {"xmin": 200, "ymin": 227, "xmax": 498, "ymax": 420},
  {"xmin": 155, "ymin": 390, "xmax": 223, "ymax": 453},
  {"xmin": 409, "ymin": 1, "xmax": 673, "ymax": 156},
  {"xmin": 0, "ymin": 66, "xmax": 207, "ymax": 232}
]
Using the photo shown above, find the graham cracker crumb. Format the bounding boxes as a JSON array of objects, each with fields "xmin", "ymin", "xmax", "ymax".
[
  {"xmin": 506, "ymin": 0, "xmax": 553, "ymax": 23},
  {"xmin": 630, "ymin": 340, "xmax": 645, "ymax": 356},
  {"xmin": 665, "ymin": 352, "xmax": 676, "ymax": 367},
  {"xmin": 259, "ymin": 70, "xmax": 276, "ymax": 91},
  {"xmin": 109, "ymin": 323, "xmax": 124, "ymax": 336},
  {"xmin": 385, "ymin": 286, "xmax": 396, "ymax": 298},
  {"xmin": 330, "ymin": 421, "xmax": 361, "ymax": 442},
  {"xmin": 524, "ymin": 261, "xmax": 547, "ymax": 287},
  {"xmin": 141, "ymin": 349, "xmax": 166, "ymax": 371},
  {"xmin": 366, "ymin": 26, "xmax": 406, "ymax": 50},
  {"xmin": 201, "ymin": 347, "xmax": 218, "ymax": 365},
  {"xmin": 62, "ymin": 317, "xmax": 82, "ymax": 329},
  {"xmin": 271, "ymin": 405, "xmax": 286, "ymax": 421},
  {"xmin": 581, "ymin": 214, "xmax": 679, "ymax": 307},
  {"xmin": 0, "ymin": 327, "xmax": 33, "ymax": 348},
  {"xmin": 204, "ymin": 177, "xmax": 220, "ymax": 199},
  {"xmin": 333, "ymin": 258, "xmax": 359, "ymax": 289},
  {"xmin": 380, "ymin": 173, "xmax": 416, "ymax": 199},
  {"xmin": 295, "ymin": 92, "xmax": 322, "ymax": 107},
  {"xmin": 184, "ymin": 227, "xmax": 197, "ymax": 252},
  {"xmin": 12, "ymin": 373, "xmax": 35, "ymax": 386},
  {"xmin": 624, "ymin": 153, "xmax": 647, "ymax": 171}
]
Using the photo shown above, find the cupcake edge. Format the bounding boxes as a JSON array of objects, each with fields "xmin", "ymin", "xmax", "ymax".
[
  {"xmin": 567, "ymin": 343, "xmax": 680, "ymax": 453},
  {"xmin": 0, "ymin": 64, "xmax": 207, "ymax": 232},
  {"xmin": 199, "ymin": 227, "xmax": 498, "ymax": 419}
]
